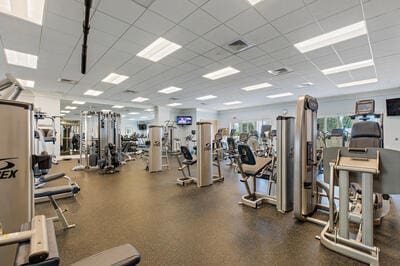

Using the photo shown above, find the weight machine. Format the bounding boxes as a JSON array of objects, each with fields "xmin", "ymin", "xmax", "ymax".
[
  {"xmin": 294, "ymin": 96, "xmax": 400, "ymax": 264},
  {"xmin": 0, "ymin": 99, "xmax": 141, "ymax": 266},
  {"xmin": 72, "ymin": 111, "xmax": 123, "ymax": 174}
]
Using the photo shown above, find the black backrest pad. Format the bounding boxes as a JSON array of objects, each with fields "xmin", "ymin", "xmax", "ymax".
[
  {"xmin": 181, "ymin": 146, "xmax": 193, "ymax": 161},
  {"xmin": 351, "ymin": 121, "xmax": 381, "ymax": 138},
  {"xmin": 238, "ymin": 144, "xmax": 256, "ymax": 165}
]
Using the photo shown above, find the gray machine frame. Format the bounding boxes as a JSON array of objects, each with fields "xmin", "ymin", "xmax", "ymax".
[{"xmin": 73, "ymin": 111, "xmax": 122, "ymax": 173}]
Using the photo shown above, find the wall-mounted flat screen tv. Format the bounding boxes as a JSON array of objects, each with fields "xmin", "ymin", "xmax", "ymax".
[
  {"xmin": 138, "ymin": 124, "xmax": 147, "ymax": 130},
  {"xmin": 386, "ymin": 98, "xmax": 400, "ymax": 116},
  {"xmin": 176, "ymin": 116, "xmax": 192, "ymax": 125}
]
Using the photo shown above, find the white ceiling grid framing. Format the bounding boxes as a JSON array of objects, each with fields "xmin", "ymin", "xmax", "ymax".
[{"xmin": 0, "ymin": 0, "xmax": 399, "ymax": 110}]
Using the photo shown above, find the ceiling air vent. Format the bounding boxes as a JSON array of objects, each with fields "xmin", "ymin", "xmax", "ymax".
[
  {"xmin": 268, "ymin": 67, "xmax": 293, "ymax": 76},
  {"xmin": 169, "ymin": 97, "xmax": 179, "ymax": 101},
  {"xmin": 57, "ymin": 78, "xmax": 78, "ymax": 85},
  {"xmin": 123, "ymin": 89, "xmax": 138, "ymax": 94},
  {"xmin": 226, "ymin": 39, "xmax": 254, "ymax": 53}
]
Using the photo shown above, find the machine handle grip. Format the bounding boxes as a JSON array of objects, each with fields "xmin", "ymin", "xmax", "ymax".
[{"xmin": 348, "ymin": 147, "xmax": 368, "ymax": 153}]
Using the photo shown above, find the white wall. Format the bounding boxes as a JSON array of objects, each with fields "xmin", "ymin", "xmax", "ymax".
[
  {"xmin": 217, "ymin": 88, "xmax": 400, "ymax": 150},
  {"xmin": 16, "ymin": 92, "xmax": 62, "ymax": 158},
  {"xmin": 197, "ymin": 108, "xmax": 218, "ymax": 121}
]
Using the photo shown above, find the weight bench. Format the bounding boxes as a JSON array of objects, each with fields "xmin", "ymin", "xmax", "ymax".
[
  {"xmin": 35, "ymin": 183, "xmax": 80, "ymax": 230},
  {"xmin": 13, "ymin": 217, "xmax": 141, "ymax": 266}
]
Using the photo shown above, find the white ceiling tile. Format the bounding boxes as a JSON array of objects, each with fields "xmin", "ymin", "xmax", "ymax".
[
  {"xmin": 122, "ymin": 26, "xmax": 157, "ymax": 46},
  {"xmin": 305, "ymin": 46, "xmax": 336, "ymax": 59},
  {"xmin": 270, "ymin": 46, "xmax": 301, "ymax": 60},
  {"xmin": 258, "ymin": 36, "xmax": 291, "ymax": 53},
  {"xmin": 189, "ymin": 0, "xmax": 210, "ymax": 6},
  {"xmin": 158, "ymin": 56, "xmax": 184, "ymax": 67},
  {"xmin": 2, "ymin": 33, "xmax": 40, "ymax": 55},
  {"xmin": 243, "ymin": 23, "xmax": 280, "ymax": 45},
  {"xmin": 134, "ymin": 10, "xmax": 175, "ymax": 35},
  {"xmin": 218, "ymin": 55, "xmax": 245, "ymax": 66},
  {"xmin": 372, "ymin": 37, "xmax": 400, "ymax": 58},
  {"xmin": 280, "ymin": 54, "xmax": 308, "ymax": 66},
  {"xmin": 40, "ymin": 27, "xmax": 78, "ymax": 55},
  {"xmin": 170, "ymin": 48, "xmax": 198, "ymax": 61},
  {"xmin": 0, "ymin": 14, "xmax": 41, "ymax": 37},
  {"xmin": 363, "ymin": 0, "xmax": 400, "ymax": 19},
  {"xmin": 117, "ymin": 57, "xmax": 152, "ymax": 76},
  {"xmin": 339, "ymin": 45, "xmax": 372, "ymax": 63},
  {"xmin": 163, "ymin": 25, "xmax": 198, "ymax": 46},
  {"xmin": 369, "ymin": 24, "xmax": 400, "ymax": 44},
  {"xmin": 306, "ymin": 0, "xmax": 360, "ymax": 21},
  {"xmin": 47, "ymin": 0, "xmax": 84, "ymax": 22},
  {"xmin": 190, "ymin": 56, "xmax": 214, "ymax": 67},
  {"xmin": 249, "ymin": 54, "xmax": 276, "ymax": 67},
  {"xmin": 43, "ymin": 12, "xmax": 81, "ymax": 37},
  {"xmin": 311, "ymin": 53, "xmax": 342, "ymax": 69},
  {"xmin": 113, "ymin": 39, "xmax": 143, "ymax": 55},
  {"xmin": 333, "ymin": 35, "xmax": 369, "ymax": 52},
  {"xmin": 285, "ymin": 23, "xmax": 323, "ymax": 43},
  {"xmin": 236, "ymin": 47, "xmax": 266, "ymax": 60},
  {"xmin": 98, "ymin": 0, "xmax": 146, "ymax": 24},
  {"xmin": 318, "ymin": 6, "xmax": 363, "ymax": 32},
  {"xmin": 350, "ymin": 66, "xmax": 376, "ymax": 80},
  {"xmin": 367, "ymin": 9, "xmax": 400, "ymax": 32},
  {"xmin": 89, "ymin": 28, "xmax": 119, "ymax": 47},
  {"xmin": 225, "ymin": 8, "xmax": 267, "ymax": 35},
  {"xmin": 255, "ymin": 0, "xmax": 305, "ymax": 21},
  {"xmin": 185, "ymin": 38, "xmax": 216, "ymax": 54},
  {"xmin": 91, "ymin": 12, "xmax": 130, "ymax": 37},
  {"xmin": 201, "ymin": 0, "xmax": 250, "ymax": 22},
  {"xmin": 150, "ymin": 0, "xmax": 197, "ymax": 23},
  {"xmin": 203, "ymin": 24, "xmax": 240, "ymax": 46},
  {"xmin": 271, "ymin": 7, "xmax": 314, "ymax": 34},
  {"xmin": 203, "ymin": 47, "xmax": 232, "ymax": 61},
  {"xmin": 180, "ymin": 9, "xmax": 220, "ymax": 35}
]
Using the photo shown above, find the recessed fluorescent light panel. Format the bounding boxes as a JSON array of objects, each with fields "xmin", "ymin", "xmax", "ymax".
[
  {"xmin": 158, "ymin": 86, "xmax": 182, "ymax": 94},
  {"xmin": 167, "ymin": 103, "xmax": 182, "ymax": 107},
  {"xmin": 294, "ymin": 21, "xmax": 367, "ymax": 53},
  {"xmin": 72, "ymin": 101, "xmax": 85, "ymax": 105},
  {"xmin": 4, "ymin": 49, "xmax": 38, "ymax": 69},
  {"xmin": 241, "ymin": 82, "xmax": 272, "ymax": 91},
  {"xmin": 196, "ymin": 95, "xmax": 217, "ymax": 101},
  {"xmin": 131, "ymin": 97, "xmax": 149, "ymax": 102},
  {"xmin": 137, "ymin": 37, "xmax": 182, "ymax": 62},
  {"xmin": 267, "ymin": 92, "xmax": 293, "ymax": 99},
  {"xmin": 0, "ymin": 0, "xmax": 45, "ymax": 25},
  {"xmin": 65, "ymin": 106, "xmax": 77, "ymax": 110},
  {"xmin": 102, "ymin": 109, "xmax": 111, "ymax": 112},
  {"xmin": 129, "ymin": 112, "xmax": 140, "ymax": 115},
  {"xmin": 112, "ymin": 105, "xmax": 124, "ymax": 109},
  {"xmin": 337, "ymin": 78, "xmax": 378, "ymax": 88},
  {"xmin": 223, "ymin": 101, "xmax": 242, "ymax": 106},
  {"xmin": 145, "ymin": 108, "xmax": 154, "ymax": 112},
  {"xmin": 121, "ymin": 115, "xmax": 126, "ymax": 118},
  {"xmin": 60, "ymin": 113, "xmax": 65, "ymax": 116},
  {"xmin": 60, "ymin": 110, "xmax": 70, "ymax": 113},
  {"xmin": 16, "ymin": 78, "xmax": 34, "ymax": 88},
  {"xmin": 203, "ymin": 67, "xmax": 240, "ymax": 80},
  {"xmin": 321, "ymin": 59, "xmax": 374, "ymax": 75},
  {"xmin": 247, "ymin": 0, "xmax": 263, "ymax": 5},
  {"xmin": 84, "ymin": 89, "xmax": 103, "ymax": 96},
  {"xmin": 101, "ymin": 73, "xmax": 129, "ymax": 84}
]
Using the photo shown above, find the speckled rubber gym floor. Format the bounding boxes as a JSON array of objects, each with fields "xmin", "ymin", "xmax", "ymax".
[{"xmin": 36, "ymin": 158, "xmax": 400, "ymax": 265}]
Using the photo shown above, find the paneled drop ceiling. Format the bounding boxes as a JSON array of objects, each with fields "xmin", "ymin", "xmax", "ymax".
[{"xmin": 1, "ymin": 0, "xmax": 399, "ymax": 111}]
